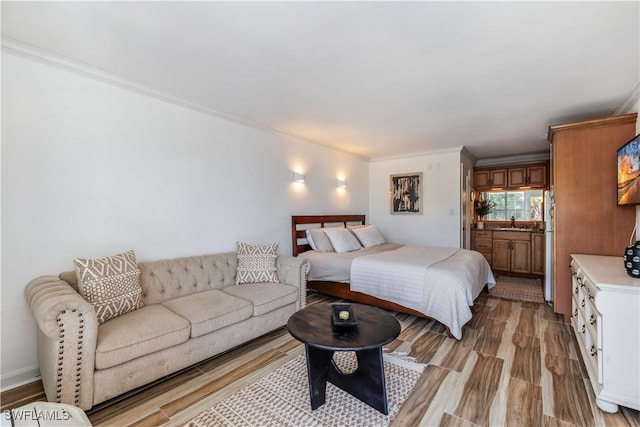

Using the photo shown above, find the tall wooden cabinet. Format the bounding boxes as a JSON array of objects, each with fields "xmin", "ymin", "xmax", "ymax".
[{"xmin": 548, "ymin": 114, "xmax": 637, "ymax": 321}]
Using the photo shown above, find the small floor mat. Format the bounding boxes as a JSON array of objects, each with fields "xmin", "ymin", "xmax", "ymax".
[{"xmin": 489, "ymin": 275, "xmax": 544, "ymax": 303}]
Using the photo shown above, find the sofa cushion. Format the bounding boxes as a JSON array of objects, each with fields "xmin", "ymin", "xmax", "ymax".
[
  {"xmin": 235, "ymin": 242, "xmax": 279, "ymax": 284},
  {"xmin": 95, "ymin": 304, "xmax": 190, "ymax": 369},
  {"xmin": 162, "ymin": 289, "xmax": 253, "ymax": 338},
  {"xmin": 222, "ymin": 283, "xmax": 298, "ymax": 316},
  {"xmin": 74, "ymin": 250, "xmax": 143, "ymax": 324}
]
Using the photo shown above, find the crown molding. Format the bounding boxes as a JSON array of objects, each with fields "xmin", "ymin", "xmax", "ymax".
[
  {"xmin": 614, "ymin": 81, "xmax": 640, "ymax": 115},
  {"xmin": 474, "ymin": 151, "xmax": 550, "ymax": 167},
  {"xmin": 1, "ymin": 37, "xmax": 369, "ymax": 162},
  {"xmin": 370, "ymin": 145, "xmax": 465, "ymax": 162}
]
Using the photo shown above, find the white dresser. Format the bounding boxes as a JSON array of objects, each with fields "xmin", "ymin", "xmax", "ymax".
[{"xmin": 570, "ymin": 254, "xmax": 640, "ymax": 413}]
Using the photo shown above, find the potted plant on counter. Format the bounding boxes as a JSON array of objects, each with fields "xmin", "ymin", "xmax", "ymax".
[{"xmin": 474, "ymin": 199, "xmax": 496, "ymax": 230}]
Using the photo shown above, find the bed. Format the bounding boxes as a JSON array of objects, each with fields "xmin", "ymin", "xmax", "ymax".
[{"xmin": 291, "ymin": 215, "xmax": 496, "ymax": 339}]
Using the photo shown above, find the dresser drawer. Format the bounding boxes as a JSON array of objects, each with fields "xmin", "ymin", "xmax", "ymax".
[
  {"xmin": 474, "ymin": 239, "xmax": 492, "ymax": 253},
  {"xmin": 493, "ymin": 231, "xmax": 531, "ymax": 241},
  {"xmin": 474, "ymin": 230, "xmax": 492, "ymax": 239}
]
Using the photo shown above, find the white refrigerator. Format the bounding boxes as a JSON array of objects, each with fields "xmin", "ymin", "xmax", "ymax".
[{"xmin": 544, "ymin": 190, "xmax": 554, "ymax": 302}]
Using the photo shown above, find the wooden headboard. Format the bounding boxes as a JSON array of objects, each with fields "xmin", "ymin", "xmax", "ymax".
[{"xmin": 291, "ymin": 215, "xmax": 366, "ymax": 256}]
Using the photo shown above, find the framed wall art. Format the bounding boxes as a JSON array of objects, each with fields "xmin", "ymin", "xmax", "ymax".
[{"xmin": 390, "ymin": 172, "xmax": 423, "ymax": 214}]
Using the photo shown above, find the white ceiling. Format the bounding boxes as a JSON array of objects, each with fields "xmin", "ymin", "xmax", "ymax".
[{"xmin": 2, "ymin": 1, "xmax": 638, "ymax": 160}]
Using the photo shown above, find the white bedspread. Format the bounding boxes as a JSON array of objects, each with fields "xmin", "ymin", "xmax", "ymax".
[{"xmin": 350, "ymin": 245, "xmax": 495, "ymax": 339}]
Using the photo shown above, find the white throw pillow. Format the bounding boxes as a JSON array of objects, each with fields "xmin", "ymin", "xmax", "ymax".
[
  {"xmin": 306, "ymin": 227, "xmax": 340, "ymax": 252},
  {"xmin": 352, "ymin": 224, "xmax": 386, "ymax": 248},
  {"xmin": 324, "ymin": 228, "xmax": 362, "ymax": 253},
  {"xmin": 236, "ymin": 242, "xmax": 279, "ymax": 284}
]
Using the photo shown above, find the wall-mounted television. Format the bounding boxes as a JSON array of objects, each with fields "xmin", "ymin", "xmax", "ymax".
[{"xmin": 617, "ymin": 133, "xmax": 640, "ymax": 206}]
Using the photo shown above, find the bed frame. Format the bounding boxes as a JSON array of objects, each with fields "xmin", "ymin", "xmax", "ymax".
[{"xmin": 291, "ymin": 214, "xmax": 437, "ymax": 322}]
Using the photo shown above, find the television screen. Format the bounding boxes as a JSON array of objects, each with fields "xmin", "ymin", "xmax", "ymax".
[{"xmin": 617, "ymin": 133, "xmax": 640, "ymax": 206}]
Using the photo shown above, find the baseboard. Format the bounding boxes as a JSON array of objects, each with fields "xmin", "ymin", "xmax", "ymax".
[{"xmin": 1, "ymin": 367, "xmax": 41, "ymax": 392}]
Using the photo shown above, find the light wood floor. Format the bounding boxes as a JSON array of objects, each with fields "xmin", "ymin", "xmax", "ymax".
[{"xmin": 2, "ymin": 291, "xmax": 639, "ymax": 426}]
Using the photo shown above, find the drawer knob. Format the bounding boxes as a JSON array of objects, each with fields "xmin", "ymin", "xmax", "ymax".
[
  {"xmin": 589, "ymin": 315, "xmax": 596, "ymax": 325},
  {"xmin": 580, "ymin": 324, "xmax": 586, "ymax": 334},
  {"xmin": 589, "ymin": 345, "xmax": 597, "ymax": 357},
  {"xmin": 581, "ymin": 300, "xmax": 585, "ymax": 308},
  {"xmin": 573, "ymin": 308, "xmax": 578, "ymax": 317}
]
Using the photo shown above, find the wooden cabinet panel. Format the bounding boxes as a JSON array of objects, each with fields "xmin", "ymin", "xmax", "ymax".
[
  {"xmin": 491, "ymin": 169, "xmax": 507, "ymax": 187},
  {"xmin": 475, "ymin": 163, "xmax": 548, "ymax": 190},
  {"xmin": 473, "ymin": 169, "xmax": 507, "ymax": 190},
  {"xmin": 473, "ymin": 170, "xmax": 491, "ymax": 189},
  {"xmin": 531, "ymin": 233, "xmax": 545, "ymax": 275},
  {"xmin": 471, "ymin": 230, "xmax": 492, "ymax": 266},
  {"xmin": 492, "ymin": 239, "xmax": 510, "ymax": 271},
  {"xmin": 511, "ymin": 240, "xmax": 531, "ymax": 273},
  {"xmin": 528, "ymin": 165, "xmax": 547, "ymax": 187},
  {"xmin": 492, "ymin": 231, "xmax": 533, "ymax": 274},
  {"xmin": 549, "ymin": 113, "xmax": 637, "ymax": 322},
  {"xmin": 507, "ymin": 165, "xmax": 548, "ymax": 188},
  {"xmin": 508, "ymin": 168, "xmax": 527, "ymax": 187}
]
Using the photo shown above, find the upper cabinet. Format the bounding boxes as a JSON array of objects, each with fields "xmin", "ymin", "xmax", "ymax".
[
  {"xmin": 508, "ymin": 165, "xmax": 547, "ymax": 187},
  {"xmin": 474, "ymin": 162, "xmax": 549, "ymax": 191},
  {"xmin": 473, "ymin": 168, "xmax": 507, "ymax": 190}
]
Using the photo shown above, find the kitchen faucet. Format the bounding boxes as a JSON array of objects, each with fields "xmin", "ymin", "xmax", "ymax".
[{"xmin": 510, "ymin": 215, "xmax": 516, "ymax": 228}]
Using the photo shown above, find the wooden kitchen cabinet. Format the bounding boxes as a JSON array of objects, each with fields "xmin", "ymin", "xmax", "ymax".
[
  {"xmin": 471, "ymin": 230, "xmax": 492, "ymax": 266},
  {"xmin": 474, "ymin": 162, "xmax": 548, "ymax": 191},
  {"xmin": 492, "ymin": 231, "xmax": 531, "ymax": 274},
  {"xmin": 473, "ymin": 168, "xmax": 507, "ymax": 190},
  {"xmin": 549, "ymin": 113, "xmax": 637, "ymax": 321},
  {"xmin": 531, "ymin": 232, "xmax": 545, "ymax": 275},
  {"xmin": 508, "ymin": 165, "xmax": 547, "ymax": 187}
]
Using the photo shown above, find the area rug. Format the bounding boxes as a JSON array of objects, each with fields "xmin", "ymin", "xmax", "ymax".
[
  {"xmin": 185, "ymin": 351, "xmax": 425, "ymax": 427},
  {"xmin": 489, "ymin": 275, "xmax": 544, "ymax": 303}
]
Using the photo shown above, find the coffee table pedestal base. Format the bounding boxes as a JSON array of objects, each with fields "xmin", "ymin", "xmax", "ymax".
[{"xmin": 305, "ymin": 344, "xmax": 389, "ymax": 415}]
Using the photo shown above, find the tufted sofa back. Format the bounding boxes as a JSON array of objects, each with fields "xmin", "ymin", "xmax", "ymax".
[{"xmin": 138, "ymin": 252, "xmax": 238, "ymax": 305}]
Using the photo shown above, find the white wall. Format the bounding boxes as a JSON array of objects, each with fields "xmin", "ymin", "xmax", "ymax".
[
  {"xmin": 1, "ymin": 52, "xmax": 369, "ymax": 388},
  {"xmin": 369, "ymin": 149, "xmax": 463, "ymax": 247}
]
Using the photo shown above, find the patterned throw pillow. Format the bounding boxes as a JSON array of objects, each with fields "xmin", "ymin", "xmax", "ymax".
[
  {"xmin": 74, "ymin": 250, "xmax": 143, "ymax": 324},
  {"xmin": 236, "ymin": 242, "xmax": 279, "ymax": 284}
]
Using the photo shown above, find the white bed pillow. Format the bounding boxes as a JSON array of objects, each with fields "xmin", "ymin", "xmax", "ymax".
[
  {"xmin": 352, "ymin": 224, "xmax": 386, "ymax": 248},
  {"xmin": 324, "ymin": 227, "xmax": 362, "ymax": 253},
  {"xmin": 306, "ymin": 228, "xmax": 335, "ymax": 252},
  {"xmin": 347, "ymin": 224, "xmax": 366, "ymax": 230}
]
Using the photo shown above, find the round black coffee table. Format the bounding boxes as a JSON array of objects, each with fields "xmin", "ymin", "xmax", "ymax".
[{"xmin": 287, "ymin": 303, "xmax": 401, "ymax": 414}]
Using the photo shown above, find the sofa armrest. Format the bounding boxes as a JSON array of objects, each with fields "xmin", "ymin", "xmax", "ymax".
[
  {"xmin": 25, "ymin": 276, "xmax": 98, "ymax": 410},
  {"xmin": 276, "ymin": 256, "xmax": 310, "ymax": 310}
]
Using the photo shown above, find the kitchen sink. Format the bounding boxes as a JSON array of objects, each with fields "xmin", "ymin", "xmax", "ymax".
[{"xmin": 495, "ymin": 227, "xmax": 532, "ymax": 231}]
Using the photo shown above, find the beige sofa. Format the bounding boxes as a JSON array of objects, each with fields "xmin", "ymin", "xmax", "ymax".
[{"xmin": 25, "ymin": 252, "xmax": 310, "ymax": 410}]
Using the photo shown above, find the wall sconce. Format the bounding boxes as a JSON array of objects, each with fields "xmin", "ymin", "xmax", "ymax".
[
  {"xmin": 337, "ymin": 179, "xmax": 347, "ymax": 189},
  {"xmin": 292, "ymin": 172, "xmax": 306, "ymax": 183}
]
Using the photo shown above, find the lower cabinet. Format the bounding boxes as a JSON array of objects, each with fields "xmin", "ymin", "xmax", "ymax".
[
  {"xmin": 471, "ymin": 230, "xmax": 492, "ymax": 266},
  {"xmin": 570, "ymin": 254, "xmax": 640, "ymax": 413},
  {"xmin": 492, "ymin": 231, "xmax": 531, "ymax": 274},
  {"xmin": 531, "ymin": 233, "xmax": 545, "ymax": 275}
]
